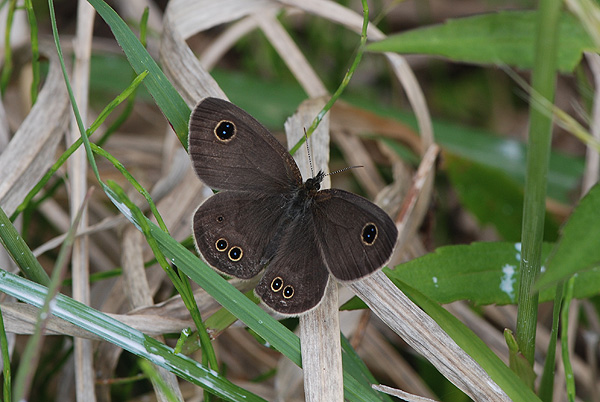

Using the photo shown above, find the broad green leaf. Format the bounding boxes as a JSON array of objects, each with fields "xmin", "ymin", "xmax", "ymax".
[
  {"xmin": 536, "ymin": 182, "xmax": 600, "ymax": 290},
  {"xmin": 445, "ymin": 153, "xmax": 559, "ymax": 242},
  {"xmin": 385, "ymin": 242, "xmax": 600, "ymax": 306},
  {"xmin": 394, "ymin": 280, "xmax": 542, "ymax": 402},
  {"xmin": 367, "ymin": 11, "xmax": 596, "ymax": 73}
]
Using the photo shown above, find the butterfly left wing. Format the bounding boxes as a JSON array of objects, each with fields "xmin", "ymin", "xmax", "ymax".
[
  {"xmin": 311, "ymin": 189, "xmax": 398, "ymax": 281},
  {"xmin": 254, "ymin": 212, "xmax": 330, "ymax": 316}
]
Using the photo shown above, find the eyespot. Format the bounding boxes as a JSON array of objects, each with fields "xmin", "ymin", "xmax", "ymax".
[
  {"xmin": 216, "ymin": 215, "xmax": 224, "ymax": 223},
  {"xmin": 361, "ymin": 223, "xmax": 378, "ymax": 245},
  {"xmin": 228, "ymin": 246, "xmax": 243, "ymax": 261},
  {"xmin": 283, "ymin": 285, "xmax": 294, "ymax": 299},
  {"xmin": 215, "ymin": 238, "xmax": 228, "ymax": 251},
  {"xmin": 271, "ymin": 277, "xmax": 283, "ymax": 292},
  {"xmin": 214, "ymin": 120, "xmax": 236, "ymax": 142}
]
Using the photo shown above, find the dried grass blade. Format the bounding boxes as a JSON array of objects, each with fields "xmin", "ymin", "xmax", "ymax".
[{"xmin": 0, "ymin": 45, "xmax": 69, "ymax": 216}]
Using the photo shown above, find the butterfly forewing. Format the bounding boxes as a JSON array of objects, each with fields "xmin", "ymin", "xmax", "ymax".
[
  {"xmin": 311, "ymin": 189, "xmax": 398, "ymax": 281},
  {"xmin": 189, "ymin": 97, "xmax": 302, "ymax": 192}
]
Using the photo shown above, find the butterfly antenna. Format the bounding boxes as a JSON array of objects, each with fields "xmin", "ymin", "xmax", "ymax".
[
  {"xmin": 304, "ymin": 127, "xmax": 316, "ymax": 177},
  {"xmin": 325, "ymin": 165, "xmax": 364, "ymax": 177}
]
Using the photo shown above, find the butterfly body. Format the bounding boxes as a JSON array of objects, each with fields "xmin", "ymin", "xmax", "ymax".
[{"xmin": 189, "ymin": 97, "xmax": 398, "ymax": 315}]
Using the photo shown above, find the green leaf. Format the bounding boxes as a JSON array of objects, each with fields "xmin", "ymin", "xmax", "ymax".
[
  {"xmin": 87, "ymin": 0, "xmax": 190, "ymax": 147},
  {"xmin": 386, "ymin": 241, "xmax": 600, "ymax": 306},
  {"xmin": 367, "ymin": 11, "xmax": 596, "ymax": 73},
  {"xmin": 392, "ymin": 280, "xmax": 542, "ymax": 402},
  {"xmin": 536, "ymin": 182, "xmax": 600, "ymax": 290},
  {"xmin": 445, "ymin": 153, "xmax": 559, "ymax": 242}
]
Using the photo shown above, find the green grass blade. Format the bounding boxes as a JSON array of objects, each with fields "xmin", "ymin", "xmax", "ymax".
[
  {"xmin": 0, "ymin": 303, "xmax": 11, "ymax": 402},
  {"xmin": 0, "ymin": 271, "xmax": 267, "ymax": 402},
  {"xmin": 560, "ymin": 277, "xmax": 576, "ymax": 402},
  {"xmin": 87, "ymin": 0, "xmax": 190, "ymax": 147},
  {"xmin": 13, "ymin": 191, "xmax": 90, "ymax": 401},
  {"xmin": 105, "ymin": 180, "xmax": 219, "ymax": 378},
  {"xmin": 289, "ymin": 0, "xmax": 369, "ymax": 155},
  {"xmin": 538, "ymin": 281, "xmax": 564, "ymax": 402},
  {"xmin": 24, "ymin": 0, "xmax": 40, "ymax": 104},
  {"xmin": 0, "ymin": 207, "xmax": 50, "ymax": 285},
  {"xmin": 517, "ymin": 0, "xmax": 562, "ymax": 369},
  {"xmin": 0, "ymin": 0, "xmax": 15, "ymax": 94}
]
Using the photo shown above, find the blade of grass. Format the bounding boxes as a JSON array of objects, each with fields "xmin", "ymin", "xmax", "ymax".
[
  {"xmin": 50, "ymin": 0, "xmax": 218, "ymax": 381},
  {"xmin": 0, "ymin": 303, "xmax": 11, "ymax": 402},
  {"xmin": 0, "ymin": 207, "xmax": 50, "ymax": 285},
  {"xmin": 0, "ymin": 271, "xmax": 267, "ymax": 402},
  {"xmin": 516, "ymin": 0, "xmax": 562, "ymax": 371},
  {"xmin": 49, "ymin": 0, "xmax": 220, "ymax": 391},
  {"xmin": 12, "ymin": 189, "xmax": 91, "ymax": 401},
  {"xmin": 139, "ymin": 359, "xmax": 181, "ymax": 402},
  {"xmin": 560, "ymin": 276, "xmax": 576, "ymax": 402},
  {"xmin": 91, "ymin": 143, "xmax": 218, "ymax": 377},
  {"xmin": 87, "ymin": 0, "xmax": 190, "ymax": 147},
  {"xmin": 48, "ymin": 0, "xmax": 99, "ymax": 181},
  {"xmin": 96, "ymin": 6, "xmax": 149, "ymax": 147},
  {"xmin": 538, "ymin": 281, "xmax": 564, "ymax": 402},
  {"xmin": 105, "ymin": 181, "xmax": 219, "ymax": 375},
  {"xmin": 24, "ymin": 0, "xmax": 40, "ymax": 105},
  {"xmin": 0, "ymin": 0, "xmax": 15, "ymax": 94}
]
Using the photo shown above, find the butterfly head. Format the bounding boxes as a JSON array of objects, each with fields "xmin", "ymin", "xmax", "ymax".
[{"xmin": 304, "ymin": 170, "xmax": 325, "ymax": 193}]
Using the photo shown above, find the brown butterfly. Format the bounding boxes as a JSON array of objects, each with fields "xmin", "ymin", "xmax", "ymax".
[{"xmin": 189, "ymin": 97, "xmax": 397, "ymax": 315}]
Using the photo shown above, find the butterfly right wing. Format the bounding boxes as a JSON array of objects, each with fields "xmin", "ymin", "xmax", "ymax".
[{"xmin": 193, "ymin": 190, "xmax": 288, "ymax": 279}]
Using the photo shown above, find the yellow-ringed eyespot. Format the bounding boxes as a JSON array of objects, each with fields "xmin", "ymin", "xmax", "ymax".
[
  {"xmin": 283, "ymin": 285, "xmax": 294, "ymax": 299},
  {"xmin": 228, "ymin": 246, "xmax": 243, "ymax": 261},
  {"xmin": 361, "ymin": 223, "xmax": 378, "ymax": 245},
  {"xmin": 215, "ymin": 238, "xmax": 228, "ymax": 252},
  {"xmin": 214, "ymin": 120, "xmax": 236, "ymax": 142},
  {"xmin": 271, "ymin": 277, "xmax": 283, "ymax": 292}
]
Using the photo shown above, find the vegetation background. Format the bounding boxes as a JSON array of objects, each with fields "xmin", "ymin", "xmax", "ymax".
[{"xmin": 0, "ymin": 0, "xmax": 598, "ymax": 401}]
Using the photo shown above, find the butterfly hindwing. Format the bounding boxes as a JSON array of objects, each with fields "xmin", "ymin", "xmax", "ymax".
[
  {"xmin": 311, "ymin": 189, "xmax": 398, "ymax": 281},
  {"xmin": 192, "ymin": 190, "xmax": 288, "ymax": 279},
  {"xmin": 254, "ymin": 212, "xmax": 330, "ymax": 316},
  {"xmin": 188, "ymin": 97, "xmax": 302, "ymax": 192}
]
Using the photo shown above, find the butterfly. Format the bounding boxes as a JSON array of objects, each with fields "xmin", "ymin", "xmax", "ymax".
[{"xmin": 189, "ymin": 97, "xmax": 398, "ymax": 315}]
